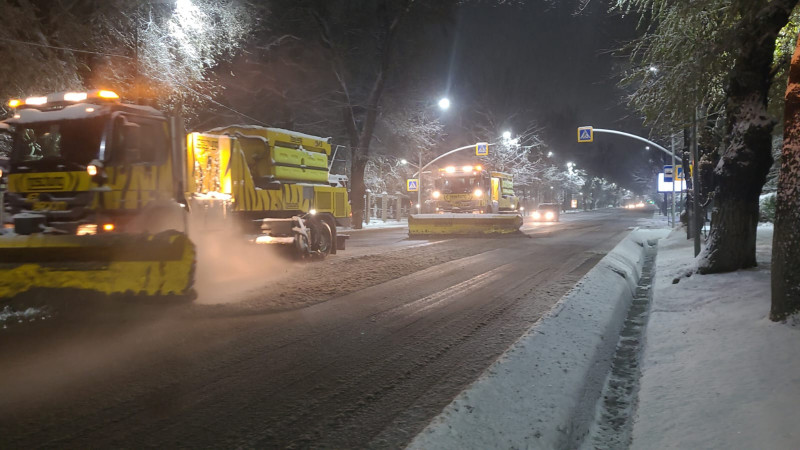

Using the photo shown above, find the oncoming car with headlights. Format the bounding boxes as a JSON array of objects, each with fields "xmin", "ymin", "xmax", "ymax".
[{"xmin": 531, "ymin": 203, "xmax": 560, "ymax": 222}]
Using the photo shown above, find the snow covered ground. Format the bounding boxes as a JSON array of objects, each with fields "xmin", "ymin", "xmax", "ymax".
[
  {"xmin": 409, "ymin": 228, "xmax": 668, "ymax": 449},
  {"xmin": 631, "ymin": 226, "xmax": 800, "ymax": 449}
]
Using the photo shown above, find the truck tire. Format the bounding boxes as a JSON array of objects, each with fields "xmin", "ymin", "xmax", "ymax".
[{"xmin": 306, "ymin": 215, "xmax": 332, "ymax": 260}]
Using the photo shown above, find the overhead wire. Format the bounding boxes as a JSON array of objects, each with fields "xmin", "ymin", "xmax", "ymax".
[{"xmin": 166, "ymin": 77, "xmax": 271, "ymax": 127}]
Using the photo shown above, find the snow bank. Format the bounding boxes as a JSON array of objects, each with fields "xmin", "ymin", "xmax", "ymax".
[
  {"xmin": 631, "ymin": 227, "xmax": 800, "ymax": 449},
  {"xmin": 409, "ymin": 228, "xmax": 669, "ymax": 449}
]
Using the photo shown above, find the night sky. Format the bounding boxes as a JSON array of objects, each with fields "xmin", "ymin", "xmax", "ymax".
[
  {"xmin": 212, "ymin": 1, "xmax": 660, "ymax": 192},
  {"xmin": 433, "ymin": 1, "xmax": 658, "ymax": 190}
]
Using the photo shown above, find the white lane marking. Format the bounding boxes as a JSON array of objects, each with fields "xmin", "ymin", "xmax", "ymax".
[{"xmin": 372, "ymin": 264, "xmax": 509, "ymax": 321}]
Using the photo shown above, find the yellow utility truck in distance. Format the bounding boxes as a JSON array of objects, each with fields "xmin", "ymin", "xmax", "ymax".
[
  {"xmin": 427, "ymin": 164, "xmax": 519, "ymax": 214},
  {"xmin": 409, "ymin": 164, "xmax": 522, "ymax": 236}
]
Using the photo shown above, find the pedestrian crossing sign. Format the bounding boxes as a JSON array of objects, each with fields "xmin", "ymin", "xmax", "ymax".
[
  {"xmin": 476, "ymin": 142, "xmax": 489, "ymax": 156},
  {"xmin": 577, "ymin": 126, "xmax": 593, "ymax": 143},
  {"xmin": 407, "ymin": 179, "xmax": 419, "ymax": 192}
]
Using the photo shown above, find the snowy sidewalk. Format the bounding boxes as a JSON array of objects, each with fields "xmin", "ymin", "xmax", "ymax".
[{"xmin": 631, "ymin": 226, "xmax": 800, "ymax": 449}]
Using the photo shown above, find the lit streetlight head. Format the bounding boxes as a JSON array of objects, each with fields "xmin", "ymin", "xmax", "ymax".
[
  {"xmin": 438, "ymin": 97, "xmax": 451, "ymax": 110},
  {"xmin": 648, "ymin": 65, "xmax": 659, "ymax": 73},
  {"xmin": 400, "ymin": 159, "xmax": 408, "ymax": 165},
  {"xmin": 547, "ymin": 151, "xmax": 553, "ymax": 157},
  {"xmin": 502, "ymin": 130, "xmax": 512, "ymax": 140}
]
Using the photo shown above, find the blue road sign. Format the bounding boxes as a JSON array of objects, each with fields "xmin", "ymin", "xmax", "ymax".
[
  {"xmin": 407, "ymin": 179, "xmax": 419, "ymax": 192},
  {"xmin": 476, "ymin": 142, "xmax": 489, "ymax": 156},
  {"xmin": 577, "ymin": 126, "xmax": 593, "ymax": 143},
  {"xmin": 664, "ymin": 165, "xmax": 674, "ymax": 182}
]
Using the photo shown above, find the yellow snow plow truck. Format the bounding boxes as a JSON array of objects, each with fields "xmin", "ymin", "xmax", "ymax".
[
  {"xmin": 408, "ymin": 164, "xmax": 522, "ymax": 236},
  {"xmin": 0, "ymin": 90, "xmax": 349, "ymax": 300},
  {"xmin": 186, "ymin": 126, "xmax": 350, "ymax": 254}
]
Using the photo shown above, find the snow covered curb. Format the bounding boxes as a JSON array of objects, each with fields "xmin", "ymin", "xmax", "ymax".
[{"xmin": 408, "ymin": 228, "xmax": 669, "ymax": 449}]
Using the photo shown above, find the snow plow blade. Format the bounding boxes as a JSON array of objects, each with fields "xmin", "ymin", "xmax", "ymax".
[
  {"xmin": 408, "ymin": 213, "xmax": 523, "ymax": 236},
  {"xmin": 0, "ymin": 230, "xmax": 195, "ymax": 300}
]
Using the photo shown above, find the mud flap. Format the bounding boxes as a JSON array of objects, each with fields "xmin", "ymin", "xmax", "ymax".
[{"xmin": 336, "ymin": 234, "xmax": 349, "ymax": 250}]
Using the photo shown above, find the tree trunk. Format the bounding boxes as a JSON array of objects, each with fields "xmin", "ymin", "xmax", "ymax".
[
  {"xmin": 310, "ymin": 3, "xmax": 404, "ymax": 229},
  {"xmin": 698, "ymin": 0, "xmax": 797, "ymax": 274},
  {"xmin": 349, "ymin": 156, "xmax": 368, "ymax": 228},
  {"xmin": 771, "ymin": 32, "xmax": 800, "ymax": 321},
  {"xmin": 698, "ymin": 97, "xmax": 775, "ymax": 273}
]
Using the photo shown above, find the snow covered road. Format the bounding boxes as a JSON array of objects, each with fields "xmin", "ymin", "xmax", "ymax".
[{"xmin": 0, "ymin": 208, "xmax": 652, "ymax": 448}]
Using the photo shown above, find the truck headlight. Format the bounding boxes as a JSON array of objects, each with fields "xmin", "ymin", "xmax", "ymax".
[
  {"xmin": 532, "ymin": 211, "xmax": 541, "ymax": 219},
  {"xmin": 545, "ymin": 211, "xmax": 555, "ymax": 220},
  {"xmin": 473, "ymin": 189, "xmax": 483, "ymax": 198},
  {"xmin": 432, "ymin": 191, "xmax": 441, "ymax": 199}
]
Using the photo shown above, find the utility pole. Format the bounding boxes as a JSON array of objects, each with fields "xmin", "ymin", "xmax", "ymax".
[
  {"xmin": 691, "ymin": 109, "xmax": 702, "ymax": 256},
  {"xmin": 671, "ymin": 134, "xmax": 677, "ymax": 228},
  {"xmin": 418, "ymin": 151, "xmax": 422, "ymax": 213}
]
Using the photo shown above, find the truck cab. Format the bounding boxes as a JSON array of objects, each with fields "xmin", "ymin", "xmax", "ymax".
[
  {"xmin": 428, "ymin": 165, "xmax": 519, "ymax": 214},
  {"xmin": 2, "ymin": 90, "xmax": 184, "ymax": 235}
]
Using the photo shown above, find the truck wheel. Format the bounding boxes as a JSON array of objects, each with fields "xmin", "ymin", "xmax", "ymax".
[
  {"xmin": 309, "ymin": 218, "xmax": 332, "ymax": 260},
  {"xmin": 293, "ymin": 219, "xmax": 310, "ymax": 260}
]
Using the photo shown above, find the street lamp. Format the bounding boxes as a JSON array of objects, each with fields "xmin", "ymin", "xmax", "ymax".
[
  {"xmin": 502, "ymin": 130, "xmax": 512, "ymax": 140},
  {"xmin": 547, "ymin": 151, "xmax": 553, "ymax": 158},
  {"xmin": 438, "ymin": 97, "xmax": 451, "ymax": 110}
]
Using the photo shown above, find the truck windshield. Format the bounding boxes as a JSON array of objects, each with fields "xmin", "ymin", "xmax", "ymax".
[
  {"xmin": 11, "ymin": 117, "xmax": 105, "ymax": 167},
  {"xmin": 437, "ymin": 176, "xmax": 481, "ymax": 194}
]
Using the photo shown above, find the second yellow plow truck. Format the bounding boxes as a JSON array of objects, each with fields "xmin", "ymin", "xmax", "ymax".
[
  {"xmin": 0, "ymin": 90, "xmax": 350, "ymax": 300},
  {"xmin": 408, "ymin": 164, "xmax": 523, "ymax": 236}
]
